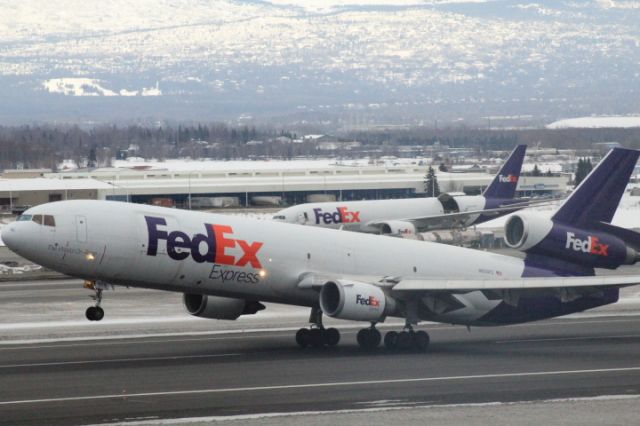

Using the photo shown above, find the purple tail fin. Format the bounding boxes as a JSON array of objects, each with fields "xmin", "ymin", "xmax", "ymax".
[
  {"xmin": 482, "ymin": 145, "xmax": 526, "ymax": 200},
  {"xmin": 552, "ymin": 148, "xmax": 640, "ymax": 227}
]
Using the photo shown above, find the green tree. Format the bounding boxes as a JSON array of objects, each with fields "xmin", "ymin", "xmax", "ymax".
[
  {"xmin": 531, "ymin": 164, "xmax": 541, "ymax": 176},
  {"xmin": 424, "ymin": 166, "xmax": 440, "ymax": 197},
  {"xmin": 574, "ymin": 157, "xmax": 593, "ymax": 187}
]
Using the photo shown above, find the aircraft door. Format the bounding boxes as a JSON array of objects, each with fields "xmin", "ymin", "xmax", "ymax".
[{"xmin": 75, "ymin": 215, "xmax": 87, "ymax": 243}]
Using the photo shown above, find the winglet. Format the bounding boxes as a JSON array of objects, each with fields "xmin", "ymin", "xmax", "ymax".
[
  {"xmin": 482, "ymin": 145, "xmax": 527, "ymax": 200},
  {"xmin": 552, "ymin": 148, "xmax": 640, "ymax": 226}
]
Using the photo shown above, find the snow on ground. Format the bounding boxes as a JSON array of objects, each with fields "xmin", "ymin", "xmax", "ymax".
[{"xmin": 547, "ymin": 116, "xmax": 640, "ymax": 129}]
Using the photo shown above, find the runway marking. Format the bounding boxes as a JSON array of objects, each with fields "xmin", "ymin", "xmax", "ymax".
[
  {"xmin": 1, "ymin": 366, "xmax": 639, "ymax": 406},
  {"xmin": 496, "ymin": 334, "xmax": 640, "ymax": 344},
  {"xmin": 0, "ymin": 315, "xmax": 640, "ymax": 351},
  {"xmin": 90, "ymin": 394, "xmax": 640, "ymax": 425},
  {"xmin": 0, "ymin": 353, "xmax": 240, "ymax": 369}
]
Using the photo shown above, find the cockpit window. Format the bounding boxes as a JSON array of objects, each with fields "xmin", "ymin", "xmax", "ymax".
[
  {"xmin": 32, "ymin": 214, "xmax": 44, "ymax": 225},
  {"xmin": 44, "ymin": 215, "xmax": 56, "ymax": 227},
  {"xmin": 273, "ymin": 215, "xmax": 286, "ymax": 220},
  {"xmin": 18, "ymin": 214, "xmax": 32, "ymax": 222}
]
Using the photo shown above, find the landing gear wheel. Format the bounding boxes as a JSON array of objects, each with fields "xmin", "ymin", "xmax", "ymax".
[
  {"xmin": 296, "ymin": 328, "xmax": 310, "ymax": 348},
  {"xmin": 323, "ymin": 328, "xmax": 340, "ymax": 346},
  {"xmin": 413, "ymin": 330, "xmax": 430, "ymax": 352},
  {"xmin": 396, "ymin": 331, "xmax": 412, "ymax": 351},
  {"xmin": 94, "ymin": 306, "xmax": 105, "ymax": 321},
  {"xmin": 357, "ymin": 327, "xmax": 381, "ymax": 350},
  {"xmin": 384, "ymin": 331, "xmax": 398, "ymax": 350},
  {"xmin": 309, "ymin": 329, "xmax": 325, "ymax": 348},
  {"xmin": 85, "ymin": 306, "xmax": 104, "ymax": 321}
]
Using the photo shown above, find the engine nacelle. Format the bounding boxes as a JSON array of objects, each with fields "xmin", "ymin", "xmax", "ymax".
[
  {"xmin": 504, "ymin": 213, "xmax": 638, "ymax": 269},
  {"xmin": 183, "ymin": 294, "xmax": 265, "ymax": 320},
  {"xmin": 504, "ymin": 213, "xmax": 554, "ymax": 251},
  {"xmin": 379, "ymin": 220, "xmax": 416, "ymax": 236},
  {"xmin": 319, "ymin": 280, "xmax": 395, "ymax": 322}
]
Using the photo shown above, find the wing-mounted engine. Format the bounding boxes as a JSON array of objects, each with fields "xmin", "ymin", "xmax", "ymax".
[
  {"xmin": 319, "ymin": 280, "xmax": 396, "ymax": 321},
  {"xmin": 183, "ymin": 293, "xmax": 265, "ymax": 320},
  {"xmin": 379, "ymin": 220, "xmax": 416, "ymax": 236},
  {"xmin": 505, "ymin": 213, "xmax": 640, "ymax": 269}
]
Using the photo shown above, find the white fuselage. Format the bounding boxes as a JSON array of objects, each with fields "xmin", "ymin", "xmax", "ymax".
[
  {"xmin": 273, "ymin": 196, "xmax": 487, "ymax": 232},
  {"xmin": 5, "ymin": 200, "xmax": 526, "ymax": 325}
]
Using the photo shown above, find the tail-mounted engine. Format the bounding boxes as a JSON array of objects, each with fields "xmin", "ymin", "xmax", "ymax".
[
  {"xmin": 504, "ymin": 213, "xmax": 639, "ymax": 269},
  {"xmin": 319, "ymin": 280, "xmax": 396, "ymax": 322},
  {"xmin": 183, "ymin": 293, "xmax": 265, "ymax": 320}
]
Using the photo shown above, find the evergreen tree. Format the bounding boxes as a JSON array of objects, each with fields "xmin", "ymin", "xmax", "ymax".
[
  {"xmin": 532, "ymin": 164, "xmax": 541, "ymax": 176},
  {"xmin": 87, "ymin": 146, "xmax": 97, "ymax": 168},
  {"xmin": 424, "ymin": 166, "xmax": 440, "ymax": 197},
  {"xmin": 574, "ymin": 157, "xmax": 593, "ymax": 187}
]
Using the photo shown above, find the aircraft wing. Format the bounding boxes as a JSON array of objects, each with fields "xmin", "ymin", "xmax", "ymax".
[
  {"xmin": 392, "ymin": 275, "xmax": 640, "ymax": 292},
  {"xmin": 367, "ymin": 198, "xmax": 561, "ymax": 232}
]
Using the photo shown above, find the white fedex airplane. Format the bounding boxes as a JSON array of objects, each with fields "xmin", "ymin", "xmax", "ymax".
[
  {"xmin": 2, "ymin": 148, "xmax": 640, "ymax": 351},
  {"xmin": 273, "ymin": 145, "xmax": 537, "ymax": 235}
]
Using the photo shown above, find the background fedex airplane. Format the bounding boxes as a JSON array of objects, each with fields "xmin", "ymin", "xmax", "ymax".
[
  {"xmin": 2, "ymin": 148, "xmax": 640, "ymax": 352},
  {"xmin": 273, "ymin": 145, "xmax": 535, "ymax": 235}
]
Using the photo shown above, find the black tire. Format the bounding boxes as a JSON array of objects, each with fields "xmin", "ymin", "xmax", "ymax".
[
  {"xmin": 85, "ymin": 306, "xmax": 97, "ymax": 321},
  {"xmin": 369, "ymin": 328, "xmax": 381, "ymax": 348},
  {"xmin": 296, "ymin": 328, "xmax": 310, "ymax": 348},
  {"xmin": 413, "ymin": 330, "xmax": 430, "ymax": 352},
  {"xmin": 309, "ymin": 329, "xmax": 325, "ymax": 348},
  {"xmin": 94, "ymin": 307, "xmax": 105, "ymax": 321},
  {"xmin": 324, "ymin": 328, "xmax": 340, "ymax": 346},
  {"xmin": 396, "ymin": 331, "xmax": 412, "ymax": 351},
  {"xmin": 384, "ymin": 331, "xmax": 398, "ymax": 350},
  {"xmin": 356, "ymin": 328, "xmax": 369, "ymax": 348}
]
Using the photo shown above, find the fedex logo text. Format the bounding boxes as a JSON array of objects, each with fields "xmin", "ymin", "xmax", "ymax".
[
  {"xmin": 498, "ymin": 174, "xmax": 518, "ymax": 183},
  {"xmin": 145, "ymin": 216, "xmax": 264, "ymax": 268},
  {"xmin": 356, "ymin": 294, "xmax": 380, "ymax": 307},
  {"xmin": 313, "ymin": 207, "xmax": 361, "ymax": 225},
  {"xmin": 565, "ymin": 232, "xmax": 608, "ymax": 256}
]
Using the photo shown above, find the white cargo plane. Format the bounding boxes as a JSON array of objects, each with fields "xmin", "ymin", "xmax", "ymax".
[
  {"xmin": 273, "ymin": 145, "xmax": 538, "ymax": 235},
  {"xmin": 2, "ymin": 148, "xmax": 640, "ymax": 351}
]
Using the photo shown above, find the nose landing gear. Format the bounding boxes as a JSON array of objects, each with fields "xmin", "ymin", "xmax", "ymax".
[{"xmin": 84, "ymin": 280, "xmax": 105, "ymax": 321}]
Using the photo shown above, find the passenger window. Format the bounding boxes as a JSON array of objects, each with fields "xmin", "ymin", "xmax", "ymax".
[
  {"xmin": 32, "ymin": 214, "xmax": 44, "ymax": 225},
  {"xmin": 18, "ymin": 214, "xmax": 32, "ymax": 222},
  {"xmin": 44, "ymin": 215, "xmax": 56, "ymax": 227}
]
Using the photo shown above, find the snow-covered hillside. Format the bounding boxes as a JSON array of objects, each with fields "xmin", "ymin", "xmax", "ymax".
[{"xmin": 1, "ymin": 0, "xmax": 639, "ymax": 123}]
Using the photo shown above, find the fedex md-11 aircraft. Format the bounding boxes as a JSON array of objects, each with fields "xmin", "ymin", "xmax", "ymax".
[
  {"xmin": 2, "ymin": 148, "xmax": 640, "ymax": 351},
  {"xmin": 273, "ymin": 145, "xmax": 536, "ymax": 235}
]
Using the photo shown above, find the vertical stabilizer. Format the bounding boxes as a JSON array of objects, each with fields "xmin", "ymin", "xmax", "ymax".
[
  {"xmin": 482, "ymin": 145, "xmax": 527, "ymax": 200},
  {"xmin": 552, "ymin": 148, "xmax": 639, "ymax": 227}
]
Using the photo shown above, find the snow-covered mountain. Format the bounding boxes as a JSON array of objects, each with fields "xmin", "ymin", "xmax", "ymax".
[{"xmin": 1, "ymin": 0, "xmax": 639, "ymax": 125}]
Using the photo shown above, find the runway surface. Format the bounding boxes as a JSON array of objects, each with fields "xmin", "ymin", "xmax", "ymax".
[
  {"xmin": 1, "ymin": 278, "xmax": 640, "ymax": 425},
  {"xmin": 1, "ymin": 314, "xmax": 640, "ymax": 425}
]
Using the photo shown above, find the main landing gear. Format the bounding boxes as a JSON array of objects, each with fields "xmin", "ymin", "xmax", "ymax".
[
  {"xmin": 357, "ymin": 324, "xmax": 381, "ymax": 350},
  {"xmin": 383, "ymin": 323, "xmax": 430, "ymax": 352},
  {"xmin": 84, "ymin": 281, "xmax": 105, "ymax": 321},
  {"xmin": 296, "ymin": 307, "xmax": 340, "ymax": 348}
]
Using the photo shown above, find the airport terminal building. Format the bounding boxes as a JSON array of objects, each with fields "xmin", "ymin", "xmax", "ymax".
[{"xmin": 0, "ymin": 161, "xmax": 569, "ymax": 212}]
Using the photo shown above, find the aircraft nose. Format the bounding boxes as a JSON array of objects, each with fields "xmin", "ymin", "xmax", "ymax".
[{"xmin": 1, "ymin": 223, "xmax": 17, "ymax": 250}]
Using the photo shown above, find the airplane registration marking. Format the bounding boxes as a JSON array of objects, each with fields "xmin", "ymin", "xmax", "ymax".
[{"xmin": 1, "ymin": 366, "xmax": 639, "ymax": 406}]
